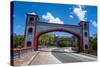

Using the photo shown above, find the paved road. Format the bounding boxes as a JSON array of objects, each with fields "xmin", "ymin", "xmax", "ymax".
[
  {"xmin": 30, "ymin": 47, "xmax": 97, "ymax": 65},
  {"xmin": 52, "ymin": 48, "xmax": 97, "ymax": 63}
]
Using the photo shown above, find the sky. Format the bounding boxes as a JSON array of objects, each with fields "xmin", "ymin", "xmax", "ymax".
[{"xmin": 12, "ymin": 1, "xmax": 97, "ymax": 36}]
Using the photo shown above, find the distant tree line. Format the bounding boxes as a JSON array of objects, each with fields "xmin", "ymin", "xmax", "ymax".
[{"xmin": 57, "ymin": 41, "xmax": 72, "ymax": 47}]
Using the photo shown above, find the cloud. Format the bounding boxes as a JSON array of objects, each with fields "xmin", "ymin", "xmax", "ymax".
[
  {"xmin": 28, "ymin": 12, "xmax": 36, "ymax": 15},
  {"xmin": 91, "ymin": 20, "xmax": 97, "ymax": 27},
  {"xmin": 73, "ymin": 5, "xmax": 87, "ymax": 21},
  {"xmin": 69, "ymin": 15, "xmax": 74, "ymax": 19},
  {"xmin": 42, "ymin": 12, "xmax": 64, "ymax": 24}
]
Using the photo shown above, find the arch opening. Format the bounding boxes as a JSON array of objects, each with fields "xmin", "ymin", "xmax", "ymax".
[{"xmin": 34, "ymin": 28, "xmax": 81, "ymax": 52}]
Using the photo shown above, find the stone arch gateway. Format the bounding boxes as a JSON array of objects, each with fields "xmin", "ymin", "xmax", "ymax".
[{"xmin": 24, "ymin": 13, "xmax": 90, "ymax": 52}]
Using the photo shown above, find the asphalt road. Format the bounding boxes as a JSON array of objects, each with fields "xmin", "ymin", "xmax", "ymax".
[
  {"xmin": 52, "ymin": 48, "xmax": 97, "ymax": 63},
  {"xmin": 30, "ymin": 47, "xmax": 97, "ymax": 65}
]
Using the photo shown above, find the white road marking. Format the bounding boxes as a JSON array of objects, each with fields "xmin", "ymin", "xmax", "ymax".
[
  {"xmin": 48, "ymin": 47, "xmax": 62, "ymax": 63},
  {"xmin": 49, "ymin": 52, "xmax": 62, "ymax": 63},
  {"xmin": 64, "ymin": 48, "xmax": 76, "ymax": 52}
]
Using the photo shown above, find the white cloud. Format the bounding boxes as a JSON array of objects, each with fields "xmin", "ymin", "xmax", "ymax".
[
  {"xmin": 28, "ymin": 12, "xmax": 36, "ymax": 15},
  {"xmin": 91, "ymin": 20, "xmax": 97, "ymax": 27},
  {"xmin": 73, "ymin": 5, "xmax": 87, "ymax": 21},
  {"xmin": 69, "ymin": 15, "xmax": 74, "ymax": 19},
  {"xmin": 42, "ymin": 12, "xmax": 64, "ymax": 24}
]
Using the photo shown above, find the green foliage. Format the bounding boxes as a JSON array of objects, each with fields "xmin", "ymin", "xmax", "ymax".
[
  {"xmin": 38, "ymin": 33, "xmax": 56, "ymax": 46},
  {"xmin": 13, "ymin": 34, "xmax": 24, "ymax": 48},
  {"xmin": 39, "ymin": 33, "xmax": 74, "ymax": 47},
  {"xmin": 90, "ymin": 36, "xmax": 97, "ymax": 50},
  {"xmin": 58, "ymin": 41, "xmax": 72, "ymax": 47}
]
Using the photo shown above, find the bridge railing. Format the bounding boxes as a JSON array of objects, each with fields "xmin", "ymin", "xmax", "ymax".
[{"xmin": 13, "ymin": 47, "xmax": 33, "ymax": 59}]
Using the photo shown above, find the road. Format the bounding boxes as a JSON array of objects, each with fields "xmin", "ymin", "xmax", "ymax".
[
  {"xmin": 52, "ymin": 48, "xmax": 96, "ymax": 63},
  {"xmin": 29, "ymin": 47, "xmax": 97, "ymax": 65}
]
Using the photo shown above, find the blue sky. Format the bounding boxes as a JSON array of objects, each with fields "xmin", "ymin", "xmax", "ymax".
[{"xmin": 13, "ymin": 1, "xmax": 97, "ymax": 36}]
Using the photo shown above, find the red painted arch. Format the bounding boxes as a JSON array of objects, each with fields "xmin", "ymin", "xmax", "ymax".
[{"xmin": 34, "ymin": 28, "xmax": 82, "ymax": 51}]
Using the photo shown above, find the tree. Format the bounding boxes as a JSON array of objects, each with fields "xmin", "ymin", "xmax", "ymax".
[
  {"xmin": 90, "ymin": 35, "xmax": 97, "ymax": 50},
  {"xmin": 38, "ymin": 33, "xmax": 56, "ymax": 46},
  {"xmin": 13, "ymin": 34, "xmax": 24, "ymax": 48},
  {"xmin": 57, "ymin": 40, "xmax": 72, "ymax": 47}
]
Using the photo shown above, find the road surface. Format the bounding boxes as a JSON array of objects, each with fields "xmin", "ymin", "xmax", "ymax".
[{"xmin": 29, "ymin": 47, "xmax": 97, "ymax": 65}]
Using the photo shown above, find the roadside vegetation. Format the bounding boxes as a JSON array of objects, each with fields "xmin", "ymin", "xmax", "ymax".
[
  {"xmin": 13, "ymin": 33, "xmax": 24, "ymax": 48},
  {"xmin": 89, "ymin": 34, "xmax": 97, "ymax": 55}
]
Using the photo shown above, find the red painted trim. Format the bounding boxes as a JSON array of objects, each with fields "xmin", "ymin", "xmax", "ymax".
[
  {"xmin": 37, "ymin": 28, "xmax": 81, "ymax": 37},
  {"xmin": 33, "ymin": 27, "xmax": 37, "ymax": 50},
  {"xmin": 33, "ymin": 16, "xmax": 39, "ymax": 51},
  {"xmin": 35, "ymin": 28, "xmax": 81, "ymax": 50}
]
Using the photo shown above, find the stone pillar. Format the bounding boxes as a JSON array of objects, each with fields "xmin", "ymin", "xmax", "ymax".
[
  {"xmin": 24, "ymin": 12, "xmax": 39, "ymax": 50},
  {"xmin": 79, "ymin": 21, "xmax": 89, "ymax": 51}
]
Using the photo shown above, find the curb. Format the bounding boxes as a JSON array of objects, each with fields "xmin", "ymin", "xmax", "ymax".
[{"xmin": 21, "ymin": 51, "xmax": 40, "ymax": 66}]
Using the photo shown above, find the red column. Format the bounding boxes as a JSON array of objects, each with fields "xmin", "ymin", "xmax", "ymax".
[{"xmin": 33, "ymin": 22, "xmax": 38, "ymax": 51}]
